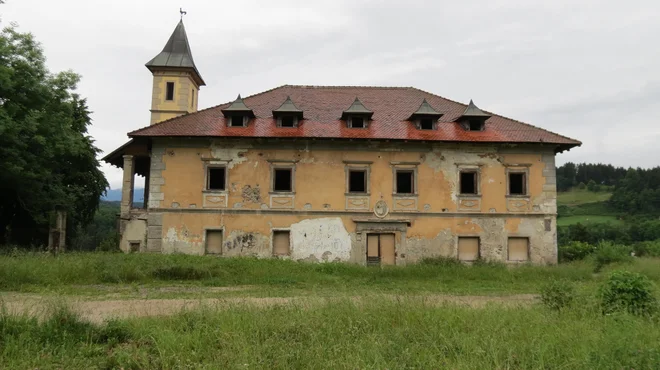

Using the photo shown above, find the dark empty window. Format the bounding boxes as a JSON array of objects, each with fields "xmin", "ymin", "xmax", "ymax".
[
  {"xmin": 230, "ymin": 116, "xmax": 244, "ymax": 127},
  {"xmin": 191, "ymin": 89, "xmax": 195, "ymax": 108},
  {"xmin": 396, "ymin": 170, "xmax": 414, "ymax": 194},
  {"xmin": 348, "ymin": 170, "xmax": 367, "ymax": 193},
  {"xmin": 469, "ymin": 120, "xmax": 482, "ymax": 131},
  {"xmin": 460, "ymin": 172, "xmax": 477, "ymax": 194},
  {"xmin": 351, "ymin": 117, "xmax": 365, "ymax": 128},
  {"xmin": 509, "ymin": 173, "xmax": 526, "ymax": 195},
  {"xmin": 274, "ymin": 168, "xmax": 293, "ymax": 192},
  {"xmin": 280, "ymin": 116, "xmax": 295, "ymax": 127},
  {"xmin": 420, "ymin": 118, "xmax": 434, "ymax": 130},
  {"xmin": 166, "ymin": 82, "xmax": 175, "ymax": 101},
  {"xmin": 207, "ymin": 167, "xmax": 226, "ymax": 190}
]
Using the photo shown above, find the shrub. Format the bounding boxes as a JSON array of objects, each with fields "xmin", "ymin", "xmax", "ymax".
[
  {"xmin": 540, "ymin": 280, "xmax": 575, "ymax": 311},
  {"xmin": 587, "ymin": 180, "xmax": 597, "ymax": 191},
  {"xmin": 419, "ymin": 256, "xmax": 463, "ymax": 267},
  {"xmin": 632, "ymin": 240, "xmax": 660, "ymax": 257},
  {"xmin": 593, "ymin": 241, "xmax": 633, "ymax": 272},
  {"xmin": 559, "ymin": 241, "xmax": 595, "ymax": 262},
  {"xmin": 578, "ymin": 182, "xmax": 586, "ymax": 189},
  {"xmin": 599, "ymin": 271, "xmax": 657, "ymax": 316}
]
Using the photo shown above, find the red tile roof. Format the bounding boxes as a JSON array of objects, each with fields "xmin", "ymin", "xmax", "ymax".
[{"xmin": 129, "ymin": 85, "xmax": 580, "ymax": 148}]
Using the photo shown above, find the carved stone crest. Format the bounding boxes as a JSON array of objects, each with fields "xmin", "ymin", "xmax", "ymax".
[{"xmin": 374, "ymin": 200, "xmax": 389, "ymax": 218}]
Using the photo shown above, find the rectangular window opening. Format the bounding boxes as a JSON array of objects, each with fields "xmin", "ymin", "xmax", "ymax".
[
  {"xmin": 460, "ymin": 171, "xmax": 477, "ymax": 195},
  {"xmin": 458, "ymin": 237, "xmax": 479, "ymax": 261},
  {"xmin": 281, "ymin": 116, "xmax": 295, "ymax": 127},
  {"xmin": 420, "ymin": 118, "xmax": 434, "ymax": 130},
  {"xmin": 207, "ymin": 167, "xmax": 226, "ymax": 191},
  {"xmin": 469, "ymin": 120, "xmax": 482, "ymax": 131},
  {"xmin": 272, "ymin": 230, "xmax": 290, "ymax": 256},
  {"xmin": 351, "ymin": 117, "xmax": 365, "ymax": 128},
  {"xmin": 509, "ymin": 173, "xmax": 526, "ymax": 195},
  {"xmin": 274, "ymin": 168, "xmax": 293, "ymax": 192},
  {"xmin": 191, "ymin": 89, "xmax": 195, "ymax": 108},
  {"xmin": 508, "ymin": 237, "xmax": 529, "ymax": 261},
  {"xmin": 230, "ymin": 116, "xmax": 244, "ymax": 127},
  {"xmin": 205, "ymin": 230, "xmax": 223, "ymax": 255},
  {"xmin": 396, "ymin": 170, "xmax": 414, "ymax": 194},
  {"xmin": 166, "ymin": 82, "xmax": 175, "ymax": 101},
  {"xmin": 348, "ymin": 170, "xmax": 367, "ymax": 193}
]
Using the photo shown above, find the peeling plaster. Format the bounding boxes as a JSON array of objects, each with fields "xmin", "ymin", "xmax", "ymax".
[
  {"xmin": 210, "ymin": 142, "xmax": 250, "ymax": 169},
  {"xmin": 290, "ymin": 218, "xmax": 351, "ymax": 262}
]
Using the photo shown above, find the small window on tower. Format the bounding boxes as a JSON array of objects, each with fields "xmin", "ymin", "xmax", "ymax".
[
  {"xmin": 350, "ymin": 117, "xmax": 365, "ymax": 128},
  {"xmin": 230, "ymin": 116, "xmax": 244, "ymax": 127},
  {"xmin": 166, "ymin": 82, "xmax": 175, "ymax": 101},
  {"xmin": 420, "ymin": 118, "xmax": 434, "ymax": 130},
  {"xmin": 191, "ymin": 89, "xmax": 195, "ymax": 108},
  {"xmin": 280, "ymin": 116, "xmax": 295, "ymax": 127}
]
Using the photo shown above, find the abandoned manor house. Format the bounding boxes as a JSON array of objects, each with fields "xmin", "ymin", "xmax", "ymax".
[{"xmin": 103, "ymin": 20, "xmax": 581, "ymax": 265}]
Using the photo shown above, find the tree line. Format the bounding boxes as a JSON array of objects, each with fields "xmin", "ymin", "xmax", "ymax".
[{"xmin": 0, "ymin": 25, "xmax": 107, "ymax": 246}]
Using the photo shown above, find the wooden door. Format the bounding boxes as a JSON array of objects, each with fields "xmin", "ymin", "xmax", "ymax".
[
  {"xmin": 205, "ymin": 230, "xmax": 223, "ymax": 255},
  {"xmin": 380, "ymin": 234, "xmax": 396, "ymax": 265}
]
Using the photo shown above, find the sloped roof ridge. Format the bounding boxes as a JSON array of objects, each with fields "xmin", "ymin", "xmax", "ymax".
[
  {"xmin": 410, "ymin": 87, "xmax": 581, "ymax": 144},
  {"xmin": 128, "ymin": 85, "xmax": 290, "ymax": 136},
  {"xmin": 283, "ymin": 84, "xmax": 415, "ymax": 90}
]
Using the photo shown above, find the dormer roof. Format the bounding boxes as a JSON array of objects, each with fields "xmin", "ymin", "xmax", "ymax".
[
  {"xmin": 408, "ymin": 99, "xmax": 443, "ymax": 120},
  {"xmin": 272, "ymin": 96, "xmax": 304, "ymax": 118},
  {"xmin": 454, "ymin": 100, "xmax": 491, "ymax": 121},
  {"xmin": 145, "ymin": 20, "xmax": 205, "ymax": 86},
  {"xmin": 341, "ymin": 98, "xmax": 374, "ymax": 120},
  {"xmin": 221, "ymin": 95, "xmax": 255, "ymax": 118}
]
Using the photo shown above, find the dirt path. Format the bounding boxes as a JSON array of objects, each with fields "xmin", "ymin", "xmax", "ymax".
[{"xmin": 1, "ymin": 292, "xmax": 538, "ymax": 324}]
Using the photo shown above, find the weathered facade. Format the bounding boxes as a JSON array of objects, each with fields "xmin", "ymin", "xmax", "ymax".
[{"xmin": 104, "ymin": 20, "xmax": 580, "ymax": 265}]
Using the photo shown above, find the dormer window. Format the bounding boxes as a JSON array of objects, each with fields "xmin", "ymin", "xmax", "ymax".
[
  {"xmin": 222, "ymin": 94, "xmax": 255, "ymax": 128},
  {"xmin": 420, "ymin": 118, "xmax": 434, "ymax": 130},
  {"xmin": 341, "ymin": 98, "xmax": 373, "ymax": 129},
  {"xmin": 455, "ymin": 99, "xmax": 491, "ymax": 132},
  {"xmin": 273, "ymin": 96, "xmax": 303, "ymax": 128},
  {"xmin": 230, "ymin": 115, "xmax": 246, "ymax": 127},
  {"xmin": 350, "ymin": 116, "xmax": 365, "ymax": 128},
  {"xmin": 408, "ymin": 99, "xmax": 442, "ymax": 131}
]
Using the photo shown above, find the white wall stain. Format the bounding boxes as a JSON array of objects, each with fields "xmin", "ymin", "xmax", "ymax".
[{"xmin": 290, "ymin": 217, "xmax": 351, "ymax": 262}]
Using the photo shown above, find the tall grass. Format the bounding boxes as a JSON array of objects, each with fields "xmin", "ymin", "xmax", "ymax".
[
  {"xmin": 1, "ymin": 299, "xmax": 659, "ymax": 369},
  {"xmin": 0, "ymin": 252, "xmax": 617, "ymax": 295}
]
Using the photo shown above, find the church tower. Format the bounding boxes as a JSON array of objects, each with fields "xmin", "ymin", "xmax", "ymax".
[{"xmin": 145, "ymin": 20, "xmax": 205, "ymax": 125}]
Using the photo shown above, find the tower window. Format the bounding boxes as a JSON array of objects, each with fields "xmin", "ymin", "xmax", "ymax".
[
  {"xmin": 191, "ymin": 89, "xmax": 195, "ymax": 108},
  {"xmin": 420, "ymin": 118, "xmax": 434, "ymax": 130},
  {"xmin": 460, "ymin": 171, "xmax": 478, "ymax": 195},
  {"xmin": 395, "ymin": 170, "xmax": 414, "ymax": 194},
  {"xmin": 350, "ymin": 117, "xmax": 365, "ymax": 128},
  {"xmin": 230, "ymin": 116, "xmax": 245, "ymax": 127},
  {"xmin": 280, "ymin": 116, "xmax": 295, "ymax": 127},
  {"xmin": 166, "ymin": 82, "xmax": 175, "ymax": 101}
]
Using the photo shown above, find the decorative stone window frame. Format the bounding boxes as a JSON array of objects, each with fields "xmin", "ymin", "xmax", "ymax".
[
  {"xmin": 347, "ymin": 116, "xmax": 369, "ymax": 129},
  {"xmin": 276, "ymin": 115, "xmax": 299, "ymax": 128},
  {"xmin": 202, "ymin": 159, "xmax": 230, "ymax": 193},
  {"xmin": 505, "ymin": 164, "xmax": 531, "ymax": 197},
  {"xmin": 268, "ymin": 159, "xmax": 298, "ymax": 194},
  {"xmin": 391, "ymin": 162, "xmax": 419, "ymax": 196},
  {"xmin": 226, "ymin": 115, "xmax": 249, "ymax": 128},
  {"xmin": 344, "ymin": 160, "xmax": 372, "ymax": 195},
  {"xmin": 455, "ymin": 235, "xmax": 481, "ymax": 262},
  {"xmin": 456, "ymin": 164, "xmax": 483, "ymax": 197},
  {"xmin": 415, "ymin": 117, "xmax": 438, "ymax": 130}
]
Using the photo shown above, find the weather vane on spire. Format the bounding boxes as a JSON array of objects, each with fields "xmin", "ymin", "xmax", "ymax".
[{"xmin": 180, "ymin": 8, "xmax": 187, "ymax": 19}]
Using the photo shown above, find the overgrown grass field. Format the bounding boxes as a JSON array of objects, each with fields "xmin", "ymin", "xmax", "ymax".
[
  {"xmin": 1, "ymin": 252, "xmax": 659, "ymax": 297},
  {"xmin": 557, "ymin": 215, "xmax": 623, "ymax": 226},
  {"xmin": 557, "ymin": 188, "xmax": 612, "ymax": 206},
  {"xmin": 1, "ymin": 253, "xmax": 659, "ymax": 368}
]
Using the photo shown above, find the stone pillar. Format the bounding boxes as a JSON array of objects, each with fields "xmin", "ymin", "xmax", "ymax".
[{"xmin": 121, "ymin": 155, "xmax": 135, "ymax": 218}]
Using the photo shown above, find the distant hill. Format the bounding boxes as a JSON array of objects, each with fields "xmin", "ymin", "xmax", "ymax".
[{"xmin": 102, "ymin": 188, "xmax": 145, "ymax": 202}]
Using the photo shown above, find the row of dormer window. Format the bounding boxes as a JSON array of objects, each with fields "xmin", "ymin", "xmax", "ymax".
[
  {"xmin": 221, "ymin": 95, "xmax": 492, "ymax": 132},
  {"xmin": 204, "ymin": 165, "xmax": 528, "ymax": 196}
]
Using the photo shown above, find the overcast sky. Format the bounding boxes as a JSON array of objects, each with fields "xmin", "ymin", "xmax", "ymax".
[{"xmin": 3, "ymin": 0, "xmax": 659, "ymax": 189}]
